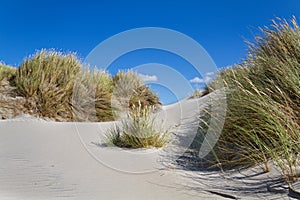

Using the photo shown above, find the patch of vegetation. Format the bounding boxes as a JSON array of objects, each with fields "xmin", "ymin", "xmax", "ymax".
[
  {"xmin": 0, "ymin": 50, "xmax": 160, "ymax": 122},
  {"xmin": 13, "ymin": 50, "xmax": 82, "ymax": 120},
  {"xmin": 0, "ymin": 63, "xmax": 16, "ymax": 82},
  {"xmin": 203, "ymin": 17, "xmax": 300, "ymax": 186},
  {"xmin": 188, "ymin": 89, "xmax": 201, "ymax": 99},
  {"xmin": 0, "ymin": 63, "xmax": 24, "ymax": 119},
  {"xmin": 188, "ymin": 89, "xmax": 210, "ymax": 99},
  {"xmin": 112, "ymin": 70, "xmax": 161, "ymax": 114},
  {"xmin": 72, "ymin": 69, "xmax": 114, "ymax": 122},
  {"xmin": 105, "ymin": 103, "xmax": 168, "ymax": 148}
]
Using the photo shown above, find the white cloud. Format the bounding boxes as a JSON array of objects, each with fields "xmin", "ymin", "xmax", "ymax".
[
  {"xmin": 190, "ymin": 71, "xmax": 215, "ymax": 84},
  {"xmin": 138, "ymin": 73, "xmax": 158, "ymax": 82},
  {"xmin": 190, "ymin": 77, "xmax": 205, "ymax": 83},
  {"xmin": 205, "ymin": 72, "xmax": 215, "ymax": 76}
]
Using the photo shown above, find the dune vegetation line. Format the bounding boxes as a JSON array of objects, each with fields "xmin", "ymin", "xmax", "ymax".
[{"xmin": 0, "ymin": 50, "xmax": 160, "ymax": 121}]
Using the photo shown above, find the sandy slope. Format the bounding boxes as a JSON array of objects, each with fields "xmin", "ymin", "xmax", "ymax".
[
  {"xmin": 0, "ymin": 95, "xmax": 218, "ymax": 200},
  {"xmin": 0, "ymin": 94, "xmax": 296, "ymax": 199}
]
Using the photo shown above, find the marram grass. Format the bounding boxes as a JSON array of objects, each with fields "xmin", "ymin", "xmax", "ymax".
[
  {"xmin": 105, "ymin": 103, "xmax": 168, "ymax": 148},
  {"xmin": 14, "ymin": 50, "xmax": 82, "ymax": 120},
  {"xmin": 0, "ymin": 63, "xmax": 16, "ymax": 82},
  {"xmin": 112, "ymin": 70, "xmax": 161, "ymax": 116},
  {"xmin": 0, "ymin": 50, "xmax": 160, "ymax": 122},
  {"xmin": 203, "ymin": 17, "xmax": 300, "ymax": 185}
]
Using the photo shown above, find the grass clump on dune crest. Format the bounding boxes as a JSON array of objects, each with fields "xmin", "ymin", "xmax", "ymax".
[
  {"xmin": 0, "ymin": 64, "xmax": 24, "ymax": 119},
  {"xmin": 0, "ymin": 50, "xmax": 160, "ymax": 122},
  {"xmin": 0, "ymin": 63, "xmax": 16, "ymax": 82},
  {"xmin": 94, "ymin": 71, "xmax": 114, "ymax": 121},
  {"xmin": 0, "ymin": 63, "xmax": 17, "ymax": 96},
  {"xmin": 105, "ymin": 103, "xmax": 168, "ymax": 148},
  {"xmin": 13, "ymin": 50, "xmax": 115, "ymax": 121},
  {"xmin": 112, "ymin": 70, "xmax": 161, "ymax": 112},
  {"xmin": 203, "ymin": 17, "xmax": 300, "ymax": 185},
  {"xmin": 72, "ymin": 69, "xmax": 114, "ymax": 122},
  {"xmin": 14, "ymin": 50, "xmax": 82, "ymax": 120}
]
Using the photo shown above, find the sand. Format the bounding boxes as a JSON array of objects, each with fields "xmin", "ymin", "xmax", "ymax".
[{"xmin": 0, "ymin": 93, "xmax": 298, "ymax": 199}]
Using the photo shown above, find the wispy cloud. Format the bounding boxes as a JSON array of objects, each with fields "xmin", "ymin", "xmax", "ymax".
[{"xmin": 138, "ymin": 73, "xmax": 158, "ymax": 82}]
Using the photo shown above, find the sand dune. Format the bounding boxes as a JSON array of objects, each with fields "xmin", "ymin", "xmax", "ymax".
[{"xmin": 0, "ymin": 94, "xmax": 293, "ymax": 199}]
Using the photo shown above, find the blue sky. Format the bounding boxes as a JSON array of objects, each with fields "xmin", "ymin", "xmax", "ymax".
[{"xmin": 0, "ymin": 0, "xmax": 299, "ymax": 104}]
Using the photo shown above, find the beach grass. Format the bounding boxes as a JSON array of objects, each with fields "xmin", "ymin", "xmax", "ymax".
[
  {"xmin": 0, "ymin": 63, "xmax": 16, "ymax": 82},
  {"xmin": 188, "ymin": 89, "xmax": 210, "ymax": 99},
  {"xmin": 112, "ymin": 70, "xmax": 161, "ymax": 115},
  {"xmin": 13, "ymin": 50, "xmax": 82, "ymax": 120},
  {"xmin": 203, "ymin": 17, "xmax": 300, "ymax": 185},
  {"xmin": 0, "ymin": 50, "xmax": 160, "ymax": 122},
  {"xmin": 105, "ymin": 103, "xmax": 168, "ymax": 148},
  {"xmin": 72, "ymin": 68, "xmax": 114, "ymax": 122}
]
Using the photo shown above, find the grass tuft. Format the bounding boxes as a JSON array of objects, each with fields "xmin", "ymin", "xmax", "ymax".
[
  {"xmin": 72, "ymin": 69, "xmax": 114, "ymax": 122},
  {"xmin": 188, "ymin": 89, "xmax": 209, "ymax": 99},
  {"xmin": 0, "ymin": 63, "xmax": 16, "ymax": 82},
  {"xmin": 13, "ymin": 49, "xmax": 81, "ymax": 120},
  {"xmin": 112, "ymin": 70, "xmax": 161, "ymax": 117},
  {"xmin": 105, "ymin": 103, "xmax": 168, "ymax": 148}
]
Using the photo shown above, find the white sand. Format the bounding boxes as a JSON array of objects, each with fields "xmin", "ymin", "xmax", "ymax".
[{"xmin": 0, "ymin": 94, "xmax": 296, "ymax": 199}]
